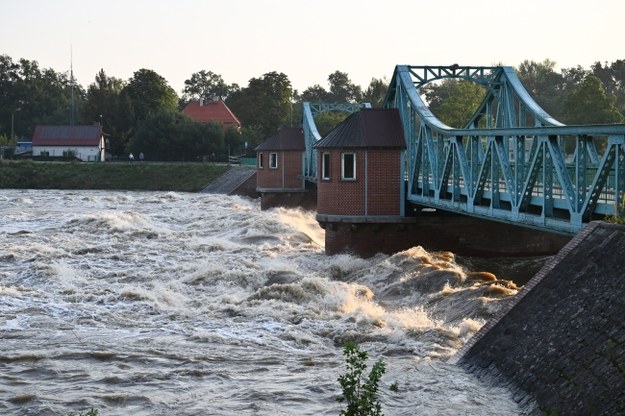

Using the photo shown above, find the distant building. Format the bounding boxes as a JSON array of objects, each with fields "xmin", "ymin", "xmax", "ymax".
[
  {"xmin": 182, "ymin": 97, "xmax": 241, "ymax": 130},
  {"xmin": 32, "ymin": 125, "xmax": 106, "ymax": 162}
]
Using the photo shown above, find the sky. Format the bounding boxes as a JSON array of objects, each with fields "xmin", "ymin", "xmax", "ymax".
[{"xmin": 1, "ymin": 0, "xmax": 624, "ymax": 95}]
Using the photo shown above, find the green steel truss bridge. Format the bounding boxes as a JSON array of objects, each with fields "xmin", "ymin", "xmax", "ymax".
[{"xmin": 303, "ymin": 65, "xmax": 625, "ymax": 235}]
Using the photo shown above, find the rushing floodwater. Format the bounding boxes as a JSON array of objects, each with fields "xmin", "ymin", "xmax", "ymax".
[{"xmin": 0, "ymin": 189, "xmax": 533, "ymax": 415}]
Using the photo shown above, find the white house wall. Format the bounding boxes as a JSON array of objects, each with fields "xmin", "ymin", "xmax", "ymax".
[{"xmin": 32, "ymin": 145, "xmax": 102, "ymax": 162}]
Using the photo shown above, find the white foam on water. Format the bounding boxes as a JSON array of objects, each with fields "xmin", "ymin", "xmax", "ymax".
[{"xmin": 0, "ymin": 189, "xmax": 526, "ymax": 416}]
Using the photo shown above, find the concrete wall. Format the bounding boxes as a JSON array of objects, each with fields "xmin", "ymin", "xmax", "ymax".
[
  {"xmin": 318, "ymin": 211, "xmax": 570, "ymax": 258},
  {"xmin": 452, "ymin": 221, "xmax": 625, "ymax": 415}
]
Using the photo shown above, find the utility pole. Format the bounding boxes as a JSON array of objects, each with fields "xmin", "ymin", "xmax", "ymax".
[{"xmin": 10, "ymin": 107, "xmax": 21, "ymax": 142}]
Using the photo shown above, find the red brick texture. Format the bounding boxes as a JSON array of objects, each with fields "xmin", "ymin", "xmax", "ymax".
[
  {"xmin": 317, "ymin": 149, "xmax": 402, "ymax": 216},
  {"xmin": 256, "ymin": 150, "xmax": 304, "ymax": 190}
]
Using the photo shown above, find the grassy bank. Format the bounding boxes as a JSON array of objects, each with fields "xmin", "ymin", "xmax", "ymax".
[{"xmin": 0, "ymin": 160, "xmax": 230, "ymax": 192}]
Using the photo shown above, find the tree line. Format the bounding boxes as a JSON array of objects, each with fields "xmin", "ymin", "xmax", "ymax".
[{"xmin": 1, "ymin": 55, "xmax": 623, "ymax": 161}]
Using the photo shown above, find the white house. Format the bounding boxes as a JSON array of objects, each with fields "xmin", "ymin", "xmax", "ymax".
[{"xmin": 32, "ymin": 125, "xmax": 106, "ymax": 162}]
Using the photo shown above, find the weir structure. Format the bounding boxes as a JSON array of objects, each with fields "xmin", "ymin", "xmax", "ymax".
[{"xmin": 295, "ymin": 65, "xmax": 625, "ymax": 256}]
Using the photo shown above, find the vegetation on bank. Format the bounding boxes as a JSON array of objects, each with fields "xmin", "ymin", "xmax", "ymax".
[{"xmin": 0, "ymin": 160, "xmax": 229, "ymax": 192}]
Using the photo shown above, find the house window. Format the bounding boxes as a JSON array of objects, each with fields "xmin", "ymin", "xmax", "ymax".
[
  {"xmin": 269, "ymin": 152, "xmax": 278, "ymax": 169},
  {"xmin": 258, "ymin": 152, "xmax": 264, "ymax": 169},
  {"xmin": 322, "ymin": 152, "xmax": 331, "ymax": 180},
  {"xmin": 341, "ymin": 152, "xmax": 356, "ymax": 180}
]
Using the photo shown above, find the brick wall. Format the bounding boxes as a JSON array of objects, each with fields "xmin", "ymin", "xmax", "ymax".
[
  {"xmin": 256, "ymin": 150, "xmax": 304, "ymax": 190},
  {"xmin": 317, "ymin": 149, "xmax": 402, "ymax": 216}
]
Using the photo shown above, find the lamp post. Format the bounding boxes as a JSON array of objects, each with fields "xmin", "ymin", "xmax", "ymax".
[{"xmin": 10, "ymin": 107, "xmax": 21, "ymax": 142}]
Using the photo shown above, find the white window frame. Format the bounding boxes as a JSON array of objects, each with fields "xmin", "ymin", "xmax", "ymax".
[
  {"xmin": 258, "ymin": 152, "xmax": 264, "ymax": 169},
  {"xmin": 341, "ymin": 152, "xmax": 356, "ymax": 180},
  {"xmin": 269, "ymin": 152, "xmax": 278, "ymax": 169},
  {"xmin": 322, "ymin": 152, "xmax": 331, "ymax": 180}
]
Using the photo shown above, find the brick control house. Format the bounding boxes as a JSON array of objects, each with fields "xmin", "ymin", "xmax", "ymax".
[
  {"xmin": 181, "ymin": 97, "xmax": 241, "ymax": 130},
  {"xmin": 32, "ymin": 125, "xmax": 106, "ymax": 162},
  {"xmin": 256, "ymin": 127, "xmax": 313, "ymax": 210},
  {"xmin": 313, "ymin": 108, "xmax": 408, "ymax": 256}
]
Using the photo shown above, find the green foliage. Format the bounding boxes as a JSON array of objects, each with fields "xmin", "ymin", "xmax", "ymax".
[
  {"xmin": 123, "ymin": 68, "xmax": 179, "ymax": 122},
  {"xmin": 182, "ymin": 70, "xmax": 235, "ymax": 103},
  {"xmin": 226, "ymin": 71, "xmax": 293, "ymax": 137},
  {"xmin": 362, "ymin": 78, "xmax": 389, "ymax": 108},
  {"xmin": 328, "ymin": 71, "xmax": 363, "ymax": 103},
  {"xmin": 517, "ymin": 59, "xmax": 566, "ymax": 120},
  {"xmin": 337, "ymin": 342, "xmax": 386, "ymax": 416},
  {"xmin": 314, "ymin": 112, "xmax": 349, "ymax": 137},
  {"xmin": 424, "ymin": 79, "xmax": 486, "ymax": 128},
  {"xmin": 563, "ymin": 75, "xmax": 624, "ymax": 125},
  {"xmin": 130, "ymin": 110, "xmax": 226, "ymax": 161}
]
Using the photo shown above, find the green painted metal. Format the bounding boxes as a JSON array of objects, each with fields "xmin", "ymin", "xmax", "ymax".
[
  {"xmin": 385, "ymin": 65, "xmax": 625, "ymax": 235},
  {"xmin": 302, "ymin": 102, "xmax": 370, "ymax": 180}
]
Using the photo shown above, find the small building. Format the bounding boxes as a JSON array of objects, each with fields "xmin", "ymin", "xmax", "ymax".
[
  {"xmin": 313, "ymin": 108, "xmax": 409, "ymax": 257},
  {"xmin": 32, "ymin": 125, "xmax": 106, "ymax": 162},
  {"xmin": 313, "ymin": 108, "xmax": 406, "ymax": 217},
  {"xmin": 255, "ymin": 127, "xmax": 312, "ymax": 210},
  {"xmin": 181, "ymin": 97, "xmax": 241, "ymax": 130}
]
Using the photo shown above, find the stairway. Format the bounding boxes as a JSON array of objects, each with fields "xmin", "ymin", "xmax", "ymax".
[{"xmin": 201, "ymin": 165, "xmax": 256, "ymax": 194}]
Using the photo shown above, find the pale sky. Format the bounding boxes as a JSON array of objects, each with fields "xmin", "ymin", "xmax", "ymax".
[{"xmin": 1, "ymin": 0, "xmax": 624, "ymax": 95}]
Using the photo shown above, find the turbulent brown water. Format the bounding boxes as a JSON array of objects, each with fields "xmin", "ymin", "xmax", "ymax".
[{"xmin": 0, "ymin": 189, "xmax": 534, "ymax": 415}]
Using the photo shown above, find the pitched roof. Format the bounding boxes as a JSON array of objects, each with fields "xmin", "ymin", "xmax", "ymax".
[
  {"xmin": 313, "ymin": 108, "xmax": 406, "ymax": 149},
  {"xmin": 255, "ymin": 127, "xmax": 305, "ymax": 151},
  {"xmin": 182, "ymin": 99, "xmax": 241, "ymax": 127},
  {"xmin": 32, "ymin": 125, "xmax": 103, "ymax": 147}
]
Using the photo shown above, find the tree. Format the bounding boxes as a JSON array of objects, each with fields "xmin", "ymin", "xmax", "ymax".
[
  {"xmin": 328, "ymin": 71, "xmax": 362, "ymax": 103},
  {"xmin": 314, "ymin": 111, "xmax": 349, "ymax": 137},
  {"xmin": 516, "ymin": 59, "xmax": 566, "ymax": 120},
  {"xmin": 563, "ymin": 74, "xmax": 624, "ymax": 125},
  {"xmin": 362, "ymin": 78, "xmax": 389, "ymax": 108},
  {"xmin": 301, "ymin": 84, "xmax": 331, "ymax": 103},
  {"xmin": 591, "ymin": 60, "xmax": 625, "ymax": 115},
  {"xmin": 122, "ymin": 68, "xmax": 178, "ymax": 123},
  {"xmin": 181, "ymin": 70, "xmax": 238, "ymax": 106},
  {"xmin": 130, "ymin": 109, "xmax": 225, "ymax": 161},
  {"xmin": 226, "ymin": 71, "xmax": 293, "ymax": 137},
  {"xmin": 423, "ymin": 79, "xmax": 486, "ymax": 128},
  {"xmin": 81, "ymin": 69, "xmax": 129, "ymax": 156},
  {"xmin": 0, "ymin": 55, "xmax": 85, "ymax": 139}
]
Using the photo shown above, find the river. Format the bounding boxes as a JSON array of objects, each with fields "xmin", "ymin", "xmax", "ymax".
[{"xmin": 0, "ymin": 189, "xmax": 534, "ymax": 415}]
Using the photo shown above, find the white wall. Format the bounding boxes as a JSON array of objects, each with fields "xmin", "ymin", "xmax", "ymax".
[{"xmin": 32, "ymin": 145, "xmax": 102, "ymax": 162}]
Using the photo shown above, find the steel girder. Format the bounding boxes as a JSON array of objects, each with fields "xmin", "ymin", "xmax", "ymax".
[
  {"xmin": 385, "ymin": 65, "xmax": 625, "ymax": 234},
  {"xmin": 302, "ymin": 102, "xmax": 370, "ymax": 180}
]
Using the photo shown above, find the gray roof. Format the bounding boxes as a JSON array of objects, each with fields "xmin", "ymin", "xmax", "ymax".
[
  {"xmin": 32, "ymin": 125, "xmax": 103, "ymax": 146},
  {"xmin": 313, "ymin": 108, "xmax": 406, "ymax": 149},
  {"xmin": 255, "ymin": 127, "xmax": 305, "ymax": 151}
]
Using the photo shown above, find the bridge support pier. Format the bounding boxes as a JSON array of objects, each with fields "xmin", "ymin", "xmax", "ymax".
[{"xmin": 316, "ymin": 211, "xmax": 571, "ymax": 258}]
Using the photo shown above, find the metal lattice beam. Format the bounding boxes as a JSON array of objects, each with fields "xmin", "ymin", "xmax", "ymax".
[{"xmin": 385, "ymin": 65, "xmax": 625, "ymax": 235}]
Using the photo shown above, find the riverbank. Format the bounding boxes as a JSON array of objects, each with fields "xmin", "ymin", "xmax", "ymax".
[{"xmin": 0, "ymin": 160, "xmax": 230, "ymax": 192}]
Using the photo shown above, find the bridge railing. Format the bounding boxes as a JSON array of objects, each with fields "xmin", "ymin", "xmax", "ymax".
[{"xmin": 386, "ymin": 65, "xmax": 625, "ymax": 234}]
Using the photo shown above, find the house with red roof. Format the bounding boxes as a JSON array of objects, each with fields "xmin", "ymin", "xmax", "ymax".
[
  {"xmin": 182, "ymin": 97, "xmax": 241, "ymax": 130},
  {"xmin": 32, "ymin": 125, "xmax": 106, "ymax": 162}
]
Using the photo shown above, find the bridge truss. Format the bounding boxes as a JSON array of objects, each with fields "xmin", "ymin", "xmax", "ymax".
[
  {"xmin": 302, "ymin": 102, "xmax": 370, "ymax": 180},
  {"xmin": 385, "ymin": 65, "xmax": 625, "ymax": 234}
]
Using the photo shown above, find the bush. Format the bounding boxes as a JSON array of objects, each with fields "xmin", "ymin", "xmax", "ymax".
[{"xmin": 337, "ymin": 342, "xmax": 386, "ymax": 416}]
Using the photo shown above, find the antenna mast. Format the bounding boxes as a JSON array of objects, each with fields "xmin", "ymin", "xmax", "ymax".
[{"xmin": 70, "ymin": 44, "xmax": 75, "ymax": 125}]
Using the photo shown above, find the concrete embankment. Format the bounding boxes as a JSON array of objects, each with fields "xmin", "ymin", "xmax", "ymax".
[{"xmin": 451, "ymin": 221, "xmax": 625, "ymax": 415}]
